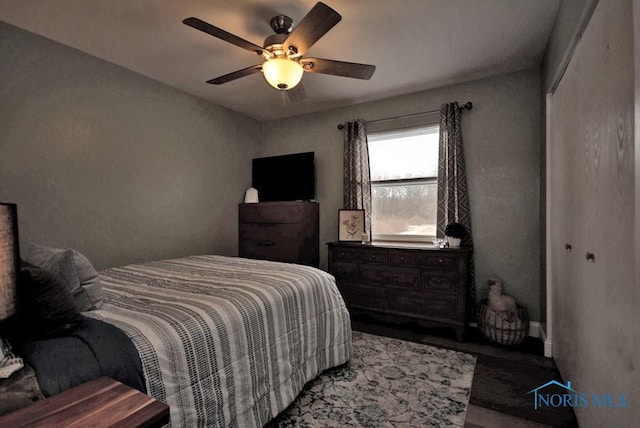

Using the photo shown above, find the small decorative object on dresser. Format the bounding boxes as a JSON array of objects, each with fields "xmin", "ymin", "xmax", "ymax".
[
  {"xmin": 444, "ymin": 221, "xmax": 467, "ymax": 248},
  {"xmin": 244, "ymin": 187, "xmax": 259, "ymax": 203},
  {"xmin": 338, "ymin": 209, "xmax": 365, "ymax": 242},
  {"xmin": 328, "ymin": 241, "xmax": 469, "ymax": 341}
]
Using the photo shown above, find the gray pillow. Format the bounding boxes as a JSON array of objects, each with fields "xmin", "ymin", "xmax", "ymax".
[
  {"xmin": 16, "ymin": 261, "xmax": 83, "ymax": 339},
  {"xmin": 23, "ymin": 243, "xmax": 103, "ymax": 311}
]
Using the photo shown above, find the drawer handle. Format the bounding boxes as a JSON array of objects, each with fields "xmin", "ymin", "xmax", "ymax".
[
  {"xmin": 257, "ymin": 240, "xmax": 275, "ymax": 247},
  {"xmin": 399, "ymin": 257, "xmax": 405, "ymax": 262},
  {"xmin": 438, "ymin": 259, "xmax": 444, "ymax": 263}
]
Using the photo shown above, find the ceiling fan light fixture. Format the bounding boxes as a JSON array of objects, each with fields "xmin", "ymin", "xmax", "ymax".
[{"xmin": 262, "ymin": 58, "xmax": 304, "ymax": 90}]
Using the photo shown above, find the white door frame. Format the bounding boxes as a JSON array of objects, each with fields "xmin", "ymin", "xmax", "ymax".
[{"xmin": 544, "ymin": 93, "xmax": 553, "ymax": 358}]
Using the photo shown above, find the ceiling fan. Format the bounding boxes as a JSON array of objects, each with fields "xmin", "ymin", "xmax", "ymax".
[{"xmin": 183, "ymin": 2, "xmax": 376, "ymax": 96}]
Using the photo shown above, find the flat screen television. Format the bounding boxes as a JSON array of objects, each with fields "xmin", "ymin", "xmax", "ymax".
[{"xmin": 252, "ymin": 152, "xmax": 315, "ymax": 202}]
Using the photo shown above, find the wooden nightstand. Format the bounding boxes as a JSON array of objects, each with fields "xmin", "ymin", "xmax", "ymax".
[{"xmin": 0, "ymin": 377, "xmax": 169, "ymax": 428}]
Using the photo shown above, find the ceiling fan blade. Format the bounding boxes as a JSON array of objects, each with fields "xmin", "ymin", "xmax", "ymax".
[
  {"xmin": 284, "ymin": 2, "xmax": 341, "ymax": 55},
  {"xmin": 287, "ymin": 83, "xmax": 306, "ymax": 103},
  {"xmin": 300, "ymin": 58, "xmax": 376, "ymax": 80},
  {"xmin": 183, "ymin": 17, "xmax": 264, "ymax": 56},
  {"xmin": 206, "ymin": 64, "xmax": 263, "ymax": 84}
]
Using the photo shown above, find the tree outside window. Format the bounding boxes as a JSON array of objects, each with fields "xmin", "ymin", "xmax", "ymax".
[{"xmin": 368, "ymin": 125, "xmax": 439, "ymax": 242}]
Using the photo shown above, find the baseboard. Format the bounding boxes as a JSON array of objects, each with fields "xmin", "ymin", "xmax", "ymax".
[
  {"xmin": 539, "ymin": 325, "xmax": 553, "ymax": 358},
  {"xmin": 469, "ymin": 321, "xmax": 553, "ymax": 357},
  {"xmin": 531, "ymin": 322, "xmax": 553, "ymax": 358},
  {"xmin": 528, "ymin": 321, "xmax": 540, "ymax": 338}
]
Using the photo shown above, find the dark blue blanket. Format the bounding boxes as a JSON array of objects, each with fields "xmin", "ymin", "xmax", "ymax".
[{"xmin": 16, "ymin": 316, "xmax": 145, "ymax": 397}]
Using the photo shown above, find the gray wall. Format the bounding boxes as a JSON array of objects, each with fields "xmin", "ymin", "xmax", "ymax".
[
  {"xmin": 261, "ymin": 68, "xmax": 542, "ymax": 321},
  {"xmin": 0, "ymin": 22, "xmax": 261, "ymax": 270}
]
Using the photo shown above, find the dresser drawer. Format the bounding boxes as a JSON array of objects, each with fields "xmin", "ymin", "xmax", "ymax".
[
  {"xmin": 421, "ymin": 271, "xmax": 460, "ymax": 294},
  {"xmin": 391, "ymin": 292, "xmax": 461, "ymax": 320},
  {"xmin": 360, "ymin": 265, "xmax": 418, "ymax": 289},
  {"xmin": 330, "ymin": 262, "xmax": 358, "ymax": 279},
  {"xmin": 420, "ymin": 253, "xmax": 458, "ymax": 268},
  {"xmin": 239, "ymin": 202, "xmax": 315, "ymax": 223},
  {"xmin": 357, "ymin": 248, "xmax": 388, "ymax": 265},
  {"xmin": 389, "ymin": 250, "xmax": 459, "ymax": 268},
  {"xmin": 330, "ymin": 247, "xmax": 362, "ymax": 263},
  {"xmin": 389, "ymin": 250, "xmax": 420, "ymax": 266},
  {"xmin": 239, "ymin": 222, "xmax": 301, "ymax": 241},
  {"xmin": 330, "ymin": 245, "xmax": 387, "ymax": 264},
  {"xmin": 338, "ymin": 282, "xmax": 387, "ymax": 311},
  {"xmin": 239, "ymin": 237, "xmax": 299, "ymax": 262}
]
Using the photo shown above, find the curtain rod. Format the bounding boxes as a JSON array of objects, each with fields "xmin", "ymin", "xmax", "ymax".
[{"xmin": 336, "ymin": 101, "xmax": 472, "ymax": 130}]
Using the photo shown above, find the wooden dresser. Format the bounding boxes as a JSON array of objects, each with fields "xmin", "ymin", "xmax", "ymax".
[
  {"xmin": 239, "ymin": 201, "xmax": 319, "ymax": 267},
  {"xmin": 327, "ymin": 242, "xmax": 468, "ymax": 340}
]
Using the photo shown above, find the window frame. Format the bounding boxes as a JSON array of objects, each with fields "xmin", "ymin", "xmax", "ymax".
[{"xmin": 367, "ymin": 119, "xmax": 440, "ymax": 243}]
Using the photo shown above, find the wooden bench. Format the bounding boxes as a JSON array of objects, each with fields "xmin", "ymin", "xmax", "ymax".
[{"xmin": 0, "ymin": 377, "xmax": 169, "ymax": 427}]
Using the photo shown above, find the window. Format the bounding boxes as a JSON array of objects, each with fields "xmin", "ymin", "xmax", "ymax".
[{"xmin": 368, "ymin": 124, "xmax": 439, "ymax": 242}]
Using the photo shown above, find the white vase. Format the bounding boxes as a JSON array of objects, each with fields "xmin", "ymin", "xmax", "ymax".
[{"xmin": 446, "ymin": 236, "xmax": 462, "ymax": 248}]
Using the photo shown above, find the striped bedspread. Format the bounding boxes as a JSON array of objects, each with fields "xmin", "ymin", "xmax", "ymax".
[{"xmin": 86, "ymin": 255, "xmax": 353, "ymax": 427}]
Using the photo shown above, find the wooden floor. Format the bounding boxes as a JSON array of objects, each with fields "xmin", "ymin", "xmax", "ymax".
[
  {"xmin": 350, "ymin": 313, "xmax": 579, "ymax": 428},
  {"xmin": 465, "ymin": 405, "xmax": 557, "ymax": 428}
]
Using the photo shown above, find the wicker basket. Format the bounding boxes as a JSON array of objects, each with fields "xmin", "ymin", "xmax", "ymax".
[{"xmin": 477, "ymin": 298, "xmax": 529, "ymax": 345}]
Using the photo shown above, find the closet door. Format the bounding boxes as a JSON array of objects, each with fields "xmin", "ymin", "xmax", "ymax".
[
  {"xmin": 549, "ymin": 54, "xmax": 581, "ymax": 372},
  {"xmin": 548, "ymin": 0, "xmax": 635, "ymax": 426},
  {"xmin": 575, "ymin": 0, "xmax": 635, "ymax": 379}
]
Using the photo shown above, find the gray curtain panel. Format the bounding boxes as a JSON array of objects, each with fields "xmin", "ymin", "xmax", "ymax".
[
  {"xmin": 343, "ymin": 119, "xmax": 372, "ymax": 235},
  {"xmin": 437, "ymin": 102, "xmax": 477, "ymax": 320}
]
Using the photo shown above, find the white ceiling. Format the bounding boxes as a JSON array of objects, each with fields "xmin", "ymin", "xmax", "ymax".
[{"xmin": 0, "ymin": 0, "xmax": 559, "ymax": 121}]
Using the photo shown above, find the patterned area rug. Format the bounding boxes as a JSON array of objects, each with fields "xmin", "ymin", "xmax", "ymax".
[{"xmin": 267, "ymin": 331, "xmax": 476, "ymax": 427}]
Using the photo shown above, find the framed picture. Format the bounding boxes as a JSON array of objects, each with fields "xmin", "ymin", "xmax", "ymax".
[{"xmin": 338, "ymin": 209, "xmax": 365, "ymax": 241}]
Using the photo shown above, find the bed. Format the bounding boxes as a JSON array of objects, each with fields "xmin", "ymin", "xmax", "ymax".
[{"xmin": 3, "ymin": 253, "xmax": 353, "ymax": 427}]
